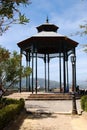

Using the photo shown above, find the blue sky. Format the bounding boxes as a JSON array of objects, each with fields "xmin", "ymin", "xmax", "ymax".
[{"xmin": 0, "ymin": 0, "xmax": 87, "ymax": 86}]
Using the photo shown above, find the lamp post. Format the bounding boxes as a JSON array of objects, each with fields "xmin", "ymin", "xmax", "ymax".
[{"xmin": 71, "ymin": 53, "xmax": 77, "ymax": 115}]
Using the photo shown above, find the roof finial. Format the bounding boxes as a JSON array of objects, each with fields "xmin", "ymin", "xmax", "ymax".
[{"xmin": 46, "ymin": 16, "xmax": 49, "ymax": 23}]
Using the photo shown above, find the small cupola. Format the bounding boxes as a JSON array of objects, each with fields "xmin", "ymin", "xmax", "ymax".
[{"xmin": 36, "ymin": 17, "xmax": 59, "ymax": 33}]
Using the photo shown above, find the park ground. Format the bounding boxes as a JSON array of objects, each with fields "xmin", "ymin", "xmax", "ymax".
[{"xmin": 4, "ymin": 92, "xmax": 87, "ymax": 130}]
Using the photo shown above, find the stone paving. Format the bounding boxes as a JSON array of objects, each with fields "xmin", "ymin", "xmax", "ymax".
[
  {"xmin": 25, "ymin": 100, "xmax": 81, "ymax": 114},
  {"xmin": 4, "ymin": 92, "xmax": 87, "ymax": 130},
  {"xmin": 19, "ymin": 114, "xmax": 74, "ymax": 130}
]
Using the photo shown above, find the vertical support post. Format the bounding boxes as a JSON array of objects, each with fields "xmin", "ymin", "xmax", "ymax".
[
  {"xmin": 72, "ymin": 62, "xmax": 74, "ymax": 92},
  {"xmin": 44, "ymin": 54, "xmax": 47, "ymax": 92},
  {"xmin": 63, "ymin": 52, "xmax": 66, "ymax": 93},
  {"xmin": 31, "ymin": 46, "xmax": 34, "ymax": 94},
  {"xmin": 48, "ymin": 54, "xmax": 50, "ymax": 92},
  {"xmin": 29, "ymin": 52, "xmax": 31, "ymax": 92},
  {"xmin": 66, "ymin": 60, "xmax": 69, "ymax": 92},
  {"xmin": 19, "ymin": 49, "xmax": 22, "ymax": 93},
  {"xmin": 59, "ymin": 53, "xmax": 62, "ymax": 92},
  {"xmin": 65, "ymin": 54, "xmax": 69, "ymax": 92},
  {"xmin": 26, "ymin": 53, "xmax": 28, "ymax": 91},
  {"xmin": 35, "ymin": 48, "xmax": 37, "ymax": 94}
]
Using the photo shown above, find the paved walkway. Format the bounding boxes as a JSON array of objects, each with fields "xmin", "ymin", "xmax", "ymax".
[
  {"xmin": 5, "ymin": 92, "xmax": 82, "ymax": 113},
  {"xmin": 25, "ymin": 100, "xmax": 81, "ymax": 114},
  {"xmin": 18, "ymin": 113, "xmax": 87, "ymax": 130},
  {"xmin": 4, "ymin": 92, "xmax": 87, "ymax": 130}
]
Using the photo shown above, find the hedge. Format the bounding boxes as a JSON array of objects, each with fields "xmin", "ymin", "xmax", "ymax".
[
  {"xmin": 0, "ymin": 98, "xmax": 25, "ymax": 129},
  {"xmin": 81, "ymin": 95, "xmax": 87, "ymax": 111},
  {"xmin": 85, "ymin": 102, "xmax": 87, "ymax": 112}
]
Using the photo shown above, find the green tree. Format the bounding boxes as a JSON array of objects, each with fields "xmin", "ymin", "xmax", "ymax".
[
  {"xmin": 0, "ymin": 0, "xmax": 31, "ymax": 35},
  {"xmin": 0, "ymin": 46, "xmax": 32, "ymax": 97},
  {"xmin": 0, "ymin": 46, "xmax": 10, "ymax": 84},
  {"xmin": 0, "ymin": 45, "xmax": 10, "ymax": 62}
]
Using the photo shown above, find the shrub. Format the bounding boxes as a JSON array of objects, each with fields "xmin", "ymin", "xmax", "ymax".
[
  {"xmin": 81, "ymin": 95, "xmax": 87, "ymax": 111},
  {"xmin": 2, "ymin": 98, "xmax": 20, "ymax": 104},
  {"xmin": 0, "ymin": 104, "xmax": 18, "ymax": 128},
  {"xmin": 85, "ymin": 102, "xmax": 87, "ymax": 112},
  {"xmin": 0, "ymin": 98, "xmax": 25, "ymax": 129}
]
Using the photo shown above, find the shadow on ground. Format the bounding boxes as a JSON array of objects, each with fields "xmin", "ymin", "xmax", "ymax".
[
  {"xmin": 27, "ymin": 110, "xmax": 57, "ymax": 119},
  {"xmin": 3, "ymin": 109, "xmax": 57, "ymax": 130},
  {"xmin": 26, "ymin": 104, "xmax": 57, "ymax": 119}
]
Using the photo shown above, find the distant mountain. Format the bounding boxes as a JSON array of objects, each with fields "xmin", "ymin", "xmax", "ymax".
[
  {"xmin": 11, "ymin": 78, "xmax": 87, "ymax": 90},
  {"xmin": 21, "ymin": 78, "xmax": 60, "ymax": 89}
]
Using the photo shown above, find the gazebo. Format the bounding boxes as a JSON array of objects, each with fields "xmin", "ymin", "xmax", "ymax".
[{"xmin": 17, "ymin": 18, "xmax": 79, "ymax": 94}]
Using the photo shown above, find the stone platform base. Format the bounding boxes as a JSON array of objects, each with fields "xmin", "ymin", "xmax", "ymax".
[{"xmin": 28, "ymin": 93, "xmax": 80, "ymax": 100}]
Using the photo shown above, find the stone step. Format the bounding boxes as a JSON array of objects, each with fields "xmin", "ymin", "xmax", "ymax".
[{"xmin": 27, "ymin": 93, "xmax": 80, "ymax": 100}]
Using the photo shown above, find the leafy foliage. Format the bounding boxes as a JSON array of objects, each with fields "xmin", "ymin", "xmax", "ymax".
[
  {"xmin": 0, "ymin": 0, "xmax": 30, "ymax": 35},
  {"xmin": 0, "ymin": 46, "xmax": 32, "ymax": 96},
  {"xmin": 81, "ymin": 95, "xmax": 87, "ymax": 111},
  {"xmin": 0, "ymin": 98, "xmax": 24, "ymax": 129},
  {"xmin": 0, "ymin": 46, "xmax": 10, "ymax": 62},
  {"xmin": 0, "ymin": 46, "xmax": 10, "ymax": 83}
]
